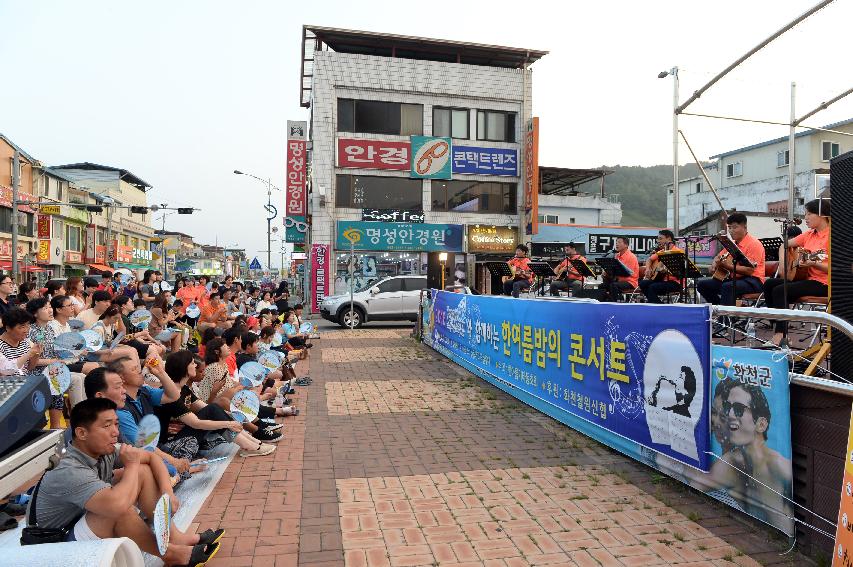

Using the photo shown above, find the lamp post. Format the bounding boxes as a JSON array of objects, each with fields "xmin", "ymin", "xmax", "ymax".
[
  {"xmin": 439, "ymin": 252, "xmax": 448, "ymax": 290},
  {"xmin": 658, "ymin": 66, "xmax": 679, "ymax": 235},
  {"xmin": 234, "ymin": 170, "xmax": 280, "ymax": 272}
]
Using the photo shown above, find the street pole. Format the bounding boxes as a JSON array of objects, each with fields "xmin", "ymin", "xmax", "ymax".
[
  {"xmin": 267, "ymin": 178, "xmax": 273, "ymax": 273},
  {"xmin": 671, "ymin": 66, "xmax": 680, "ymax": 235},
  {"xmin": 788, "ymin": 82, "xmax": 796, "ymax": 220},
  {"xmin": 349, "ymin": 239, "xmax": 354, "ymax": 329},
  {"xmin": 11, "ymin": 151, "xmax": 20, "ymax": 283}
]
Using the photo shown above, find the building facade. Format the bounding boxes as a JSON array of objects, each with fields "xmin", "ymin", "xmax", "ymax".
[
  {"xmin": 0, "ymin": 134, "xmax": 40, "ymax": 278},
  {"xmin": 667, "ymin": 118, "xmax": 851, "ymax": 229},
  {"xmin": 301, "ymin": 26, "xmax": 547, "ymax": 299}
]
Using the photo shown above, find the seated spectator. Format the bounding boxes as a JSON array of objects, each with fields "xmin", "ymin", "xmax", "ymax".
[
  {"xmin": 98, "ymin": 271, "xmax": 114, "ymax": 295},
  {"xmin": 25, "ymin": 398, "xmax": 221, "ymax": 565},
  {"xmin": 237, "ymin": 333, "xmax": 297, "ymax": 415},
  {"xmin": 42, "ymin": 280, "xmax": 66, "ymax": 300},
  {"xmin": 197, "ymin": 294, "xmax": 231, "ymax": 333},
  {"xmin": 17, "ymin": 281, "xmax": 40, "ymax": 303},
  {"xmin": 198, "ymin": 327, "xmax": 218, "ymax": 359},
  {"xmin": 255, "ymin": 291, "xmax": 273, "ymax": 312},
  {"xmin": 0, "ymin": 273, "xmax": 16, "ymax": 317},
  {"xmin": 64, "ymin": 277, "xmax": 86, "ymax": 316},
  {"xmin": 283, "ymin": 312, "xmax": 310, "ymax": 380},
  {"xmin": 83, "ymin": 277, "xmax": 100, "ymax": 308},
  {"xmin": 0, "ymin": 308, "xmax": 41, "ymax": 375},
  {"xmin": 77, "ymin": 290, "xmax": 113, "ymax": 329}
]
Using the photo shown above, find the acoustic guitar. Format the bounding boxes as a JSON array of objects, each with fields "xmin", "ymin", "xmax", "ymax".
[
  {"xmin": 711, "ymin": 251, "xmax": 757, "ymax": 281},
  {"xmin": 502, "ymin": 261, "xmax": 532, "ymax": 283},
  {"xmin": 784, "ymin": 248, "xmax": 827, "ymax": 281}
]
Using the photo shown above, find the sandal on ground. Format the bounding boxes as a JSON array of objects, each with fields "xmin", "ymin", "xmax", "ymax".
[
  {"xmin": 197, "ymin": 528, "xmax": 225, "ymax": 546},
  {"xmin": 176, "ymin": 541, "xmax": 220, "ymax": 567}
]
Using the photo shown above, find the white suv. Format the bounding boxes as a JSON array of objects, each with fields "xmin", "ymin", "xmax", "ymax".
[{"xmin": 319, "ymin": 275, "xmax": 428, "ymax": 328}]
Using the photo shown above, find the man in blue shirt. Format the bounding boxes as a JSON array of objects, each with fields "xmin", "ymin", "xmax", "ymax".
[{"xmin": 108, "ymin": 356, "xmax": 192, "ymax": 477}]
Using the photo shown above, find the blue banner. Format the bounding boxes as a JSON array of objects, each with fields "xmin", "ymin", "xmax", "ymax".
[
  {"xmin": 336, "ymin": 220, "xmax": 463, "ymax": 252},
  {"xmin": 426, "ymin": 292, "xmax": 712, "ymax": 470},
  {"xmin": 452, "ymin": 146, "xmax": 518, "ymax": 176}
]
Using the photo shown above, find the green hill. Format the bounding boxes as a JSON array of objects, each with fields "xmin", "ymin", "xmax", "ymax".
[{"xmin": 579, "ymin": 164, "xmax": 702, "ymax": 228}]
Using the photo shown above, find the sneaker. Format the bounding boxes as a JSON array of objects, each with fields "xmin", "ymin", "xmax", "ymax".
[
  {"xmin": 263, "ymin": 422, "xmax": 284, "ymax": 432},
  {"xmin": 253, "ymin": 427, "xmax": 283, "ymax": 443},
  {"xmin": 240, "ymin": 443, "xmax": 276, "ymax": 457}
]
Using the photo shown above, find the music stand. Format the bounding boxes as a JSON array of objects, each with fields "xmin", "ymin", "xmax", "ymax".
[
  {"xmin": 657, "ymin": 252, "xmax": 703, "ymax": 303},
  {"xmin": 486, "ymin": 262, "xmax": 513, "ymax": 295},
  {"xmin": 570, "ymin": 259, "xmax": 595, "ymax": 290},
  {"xmin": 759, "ymin": 237, "xmax": 783, "ymax": 262},
  {"xmin": 595, "ymin": 257, "xmax": 631, "ymax": 279},
  {"xmin": 716, "ymin": 235, "xmax": 752, "ymax": 306},
  {"xmin": 528, "ymin": 262, "xmax": 555, "ymax": 297}
]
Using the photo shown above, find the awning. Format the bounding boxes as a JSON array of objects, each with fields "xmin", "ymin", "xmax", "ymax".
[
  {"xmin": 0, "ymin": 261, "xmax": 48, "ymax": 272},
  {"xmin": 88, "ymin": 263, "xmax": 113, "ymax": 273},
  {"xmin": 112, "ymin": 262, "xmax": 153, "ymax": 270}
]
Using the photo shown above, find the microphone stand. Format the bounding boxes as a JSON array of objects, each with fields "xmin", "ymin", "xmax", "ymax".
[{"xmin": 780, "ymin": 219, "xmax": 793, "ymax": 348}]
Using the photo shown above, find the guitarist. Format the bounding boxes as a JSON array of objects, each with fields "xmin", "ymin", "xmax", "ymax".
[
  {"xmin": 550, "ymin": 243, "xmax": 586, "ymax": 297},
  {"xmin": 503, "ymin": 244, "xmax": 534, "ymax": 298},
  {"xmin": 763, "ymin": 199, "xmax": 830, "ymax": 346},
  {"xmin": 696, "ymin": 213, "xmax": 765, "ymax": 305},
  {"xmin": 639, "ymin": 230, "xmax": 683, "ymax": 303}
]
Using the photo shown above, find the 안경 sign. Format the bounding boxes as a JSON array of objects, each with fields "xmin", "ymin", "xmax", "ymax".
[
  {"xmin": 337, "ymin": 139, "xmax": 409, "ymax": 171},
  {"xmin": 362, "ymin": 209, "xmax": 424, "ymax": 223},
  {"xmin": 336, "ymin": 220, "xmax": 463, "ymax": 252}
]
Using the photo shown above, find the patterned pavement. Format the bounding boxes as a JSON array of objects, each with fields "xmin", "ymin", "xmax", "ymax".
[{"xmin": 200, "ymin": 321, "xmax": 810, "ymax": 566}]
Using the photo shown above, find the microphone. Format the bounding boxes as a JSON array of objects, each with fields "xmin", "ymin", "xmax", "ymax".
[{"xmin": 774, "ymin": 217, "xmax": 802, "ymax": 225}]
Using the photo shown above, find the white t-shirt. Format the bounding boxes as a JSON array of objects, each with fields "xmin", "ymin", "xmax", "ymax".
[
  {"xmin": 76, "ymin": 309, "xmax": 101, "ymax": 330},
  {"xmin": 49, "ymin": 320, "xmax": 72, "ymax": 336}
]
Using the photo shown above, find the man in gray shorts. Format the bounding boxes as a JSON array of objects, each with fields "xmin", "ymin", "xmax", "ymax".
[{"xmin": 26, "ymin": 398, "xmax": 223, "ymax": 565}]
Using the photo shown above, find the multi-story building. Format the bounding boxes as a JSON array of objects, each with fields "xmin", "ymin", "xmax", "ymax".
[
  {"xmin": 0, "ymin": 134, "xmax": 40, "ymax": 279},
  {"xmin": 300, "ymin": 26, "xmax": 547, "ymax": 297},
  {"xmin": 52, "ymin": 162, "xmax": 156, "ymax": 276},
  {"xmin": 667, "ymin": 118, "xmax": 851, "ymax": 229}
]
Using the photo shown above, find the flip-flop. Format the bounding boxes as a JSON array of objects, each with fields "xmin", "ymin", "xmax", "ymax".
[
  {"xmin": 0, "ymin": 511, "xmax": 19, "ymax": 531},
  {"xmin": 197, "ymin": 528, "xmax": 225, "ymax": 546},
  {"xmin": 176, "ymin": 541, "xmax": 220, "ymax": 567}
]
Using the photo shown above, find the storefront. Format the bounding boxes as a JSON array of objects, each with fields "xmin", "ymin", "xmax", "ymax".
[
  {"xmin": 466, "ymin": 224, "xmax": 519, "ymax": 294},
  {"xmin": 333, "ymin": 220, "xmax": 464, "ymax": 294},
  {"xmin": 110, "ymin": 243, "xmax": 154, "ymax": 278}
]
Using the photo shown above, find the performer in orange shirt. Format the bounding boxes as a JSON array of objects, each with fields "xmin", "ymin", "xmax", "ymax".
[
  {"xmin": 601, "ymin": 237, "xmax": 639, "ymax": 302},
  {"xmin": 696, "ymin": 213, "xmax": 765, "ymax": 306},
  {"xmin": 763, "ymin": 199, "xmax": 830, "ymax": 345},
  {"xmin": 550, "ymin": 243, "xmax": 587, "ymax": 297},
  {"xmin": 639, "ymin": 229, "xmax": 683, "ymax": 303},
  {"xmin": 502, "ymin": 245, "xmax": 534, "ymax": 298}
]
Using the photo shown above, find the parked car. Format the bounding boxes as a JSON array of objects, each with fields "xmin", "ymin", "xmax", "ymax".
[{"xmin": 319, "ymin": 275, "xmax": 429, "ymax": 328}]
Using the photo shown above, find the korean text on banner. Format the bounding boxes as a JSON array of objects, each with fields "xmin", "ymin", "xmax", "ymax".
[
  {"xmin": 286, "ymin": 120, "xmax": 308, "ymax": 217},
  {"xmin": 426, "ymin": 292, "xmax": 712, "ymax": 471},
  {"xmin": 338, "ymin": 139, "xmax": 409, "ymax": 170},
  {"xmin": 310, "ymin": 244, "xmax": 329, "ymax": 313},
  {"xmin": 336, "ymin": 220, "xmax": 463, "ymax": 252},
  {"xmin": 524, "ymin": 117, "xmax": 539, "ymax": 236},
  {"xmin": 834, "ymin": 409, "xmax": 853, "ymax": 565},
  {"xmin": 452, "ymin": 146, "xmax": 518, "ymax": 176}
]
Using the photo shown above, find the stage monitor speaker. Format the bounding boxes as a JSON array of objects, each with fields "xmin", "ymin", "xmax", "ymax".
[
  {"xmin": 426, "ymin": 252, "xmax": 454, "ymax": 290},
  {"xmin": 829, "ymin": 150, "xmax": 853, "ymax": 381}
]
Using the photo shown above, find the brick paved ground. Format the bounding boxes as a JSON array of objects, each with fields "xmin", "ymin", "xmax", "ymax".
[{"xmin": 199, "ymin": 322, "xmax": 812, "ymax": 566}]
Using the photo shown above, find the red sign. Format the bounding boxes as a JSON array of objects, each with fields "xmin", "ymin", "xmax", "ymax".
[
  {"xmin": 286, "ymin": 120, "xmax": 308, "ymax": 217},
  {"xmin": 38, "ymin": 215, "xmax": 51, "ymax": 239},
  {"xmin": 524, "ymin": 117, "xmax": 540, "ymax": 236},
  {"xmin": 95, "ymin": 245, "xmax": 106, "ymax": 263},
  {"xmin": 65, "ymin": 250, "xmax": 83, "ymax": 264},
  {"xmin": 0, "ymin": 240, "xmax": 28, "ymax": 261},
  {"xmin": 337, "ymin": 139, "xmax": 410, "ymax": 170},
  {"xmin": 109, "ymin": 242, "xmax": 133, "ymax": 263},
  {"xmin": 0, "ymin": 186, "xmax": 38, "ymax": 212},
  {"xmin": 310, "ymin": 243, "xmax": 329, "ymax": 313}
]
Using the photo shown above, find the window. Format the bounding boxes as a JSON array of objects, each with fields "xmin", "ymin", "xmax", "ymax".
[
  {"xmin": 337, "ymin": 99, "xmax": 423, "ymax": 136},
  {"xmin": 131, "ymin": 237, "xmax": 139, "ymax": 249},
  {"xmin": 822, "ymin": 141, "xmax": 840, "ymax": 161},
  {"xmin": 403, "ymin": 277, "xmax": 427, "ymax": 291},
  {"xmin": 433, "ymin": 107, "xmax": 469, "ymax": 138},
  {"xmin": 96, "ymin": 228, "xmax": 106, "ymax": 246},
  {"xmin": 695, "ymin": 182, "xmax": 702, "ymax": 193},
  {"xmin": 66, "ymin": 225, "xmax": 82, "ymax": 252},
  {"xmin": 0, "ymin": 210, "xmax": 34, "ymax": 236},
  {"xmin": 569, "ymin": 217, "xmax": 575, "ymax": 224},
  {"xmin": 336, "ymin": 175, "xmax": 423, "ymax": 210},
  {"xmin": 376, "ymin": 278, "xmax": 402, "ymax": 293},
  {"xmin": 537, "ymin": 214, "xmax": 559, "ymax": 224},
  {"xmin": 432, "ymin": 180, "xmax": 517, "ymax": 213},
  {"xmin": 777, "ymin": 150, "xmax": 789, "ymax": 167},
  {"xmin": 725, "ymin": 161, "xmax": 743, "ymax": 178},
  {"xmin": 476, "ymin": 110, "xmax": 516, "ymax": 142},
  {"xmin": 52, "ymin": 218, "xmax": 63, "ymax": 237}
]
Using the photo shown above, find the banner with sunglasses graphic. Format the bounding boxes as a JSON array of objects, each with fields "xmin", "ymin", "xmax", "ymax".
[{"xmin": 285, "ymin": 215, "xmax": 308, "ymax": 244}]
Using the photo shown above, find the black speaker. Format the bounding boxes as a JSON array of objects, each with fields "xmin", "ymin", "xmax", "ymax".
[
  {"xmin": 427, "ymin": 252, "xmax": 454, "ymax": 290},
  {"xmin": 830, "ymin": 150, "xmax": 853, "ymax": 381}
]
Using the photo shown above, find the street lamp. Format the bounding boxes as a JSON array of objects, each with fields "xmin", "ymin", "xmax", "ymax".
[
  {"xmin": 658, "ymin": 66, "xmax": 679, "ymax": 235},
  {"xmin": 439, "ymin": 252, "xmax": 448, "ymax": 290},
  {"xmin": 234, "ymin": 169, "xmax": 281, "ymax": 272}
]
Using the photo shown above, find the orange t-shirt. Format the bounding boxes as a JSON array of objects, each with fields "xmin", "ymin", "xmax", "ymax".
[
  {"xmin": 790, "ymin": 228, "xmax": 829, "ymax": 285},
  {"xmin": 616, "ymin": 250, "xmax": 640, "ymax": 289},
  {"xmin": 556, "ymin": 255, "xmax": 587, "ymax": 281},
  {"xmin": 733, "ymin": 233, "xmax": 766, "ymax": 282},
  {"xmin": 200, "ymin": 302, "xmax": 225, "ymax": 324},
  {"xmin": 649, "ymin": 246, "xmax": 684, "ymax": 283},
  {"xmin": 507, "ymin": 257, "xmax": 534, "ymax": 283}
]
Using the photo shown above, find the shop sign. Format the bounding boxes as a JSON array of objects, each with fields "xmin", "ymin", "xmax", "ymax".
[
  {"xmin": 588, "ymin": 234, "xmax": 658, "ymax": 256},
  {"xmin": 109, "ymin": 242, "xmax": 134, "ymax": 263},
  {"xmin": 132, "ymin": 248, "xmax": 153, "ymax": 262},
  {"xmin": 524, "ymin": 117, "xmax": 540, "ymax": 236},
  {"xmin": 410, "ymin": 136, "xmax": 452, "ymax": 179},
  {"xmin": 336, "ymin": 220, "xmax": 463, "ymax": 252},
  {"xmin": 0, "ymin": 240, "xmax": 28, "ymax": 261},
  {"xmin": 95, "ymin": 245, "xmax": 106, "ymax": 263},
  {"xmin": 0, "ymin": 187, "xmax": 38, "ymax": 212},
  {"xmin": 466, "ymin": 225, "xmax": 518, "ymax": 254},
  {"xmin": 84, "ymin": 224, "xmax": 96, "ymax": 263},
  {"xmin": 337, "ymin": 138, "xmax": 409, "ymax": 170},
  {"xmin": 37, "ymin": 240, "xmax": 51, "ymax": 263},
  {"xmin": 38, "ymin": 238, "xmax": 62, "ymax": 265},
  {"xmin": 38, "ymin": 214, "xmax": 51, "ymax": 239},
  {"xmin": 286, "ymin": 120, "xmax": 307, "ymax": 217},
  {"xmin": 310, "ymin": 243, "xmax": 329, "ymax": 313},
  {"xmin": 65, "ymin": 250, "xmax": 83, "ymax": 264},
  {"xmin": 452, "ymin": 146, "xmax": 518, "ymax": 176},
  {"xmin": 362, "ymin": 209, "xmax": 424, "ymax": 223},
  {"xmin": 285, "ymin": 215, "xmax": 308, "ymax": 244},
  {"xmin": 39, "ymin": 205, "xmax": 61, "ymax": 215}
]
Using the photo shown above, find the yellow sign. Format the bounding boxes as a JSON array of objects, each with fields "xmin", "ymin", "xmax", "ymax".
[
  {"xmin": 40, "ymin": 205, "xmax": 61, "ymax": 215},
  {"xmin": 37, "ymin": 240, "xmax": 51, "ymax": 263},
  {"xmin": 833, "ymin": 409, "xmax": 853, "ymax": 565}
]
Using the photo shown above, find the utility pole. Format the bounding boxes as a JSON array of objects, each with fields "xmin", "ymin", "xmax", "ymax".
[{"xmin": 11, "ymin": 152, "xmax": 20, "ymax": 282}]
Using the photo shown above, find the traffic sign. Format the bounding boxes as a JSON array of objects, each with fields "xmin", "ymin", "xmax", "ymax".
[
  {"xmin": 249, "ymin": 257, "xmax": 262, "ymax": 270},
  {"xmin": 40, "ymin": 205, "xmax": 61, "ymax": 215}
]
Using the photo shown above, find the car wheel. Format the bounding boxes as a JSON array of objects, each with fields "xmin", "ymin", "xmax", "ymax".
[{"xmin": 338, "ymin": 306, "xmax": 364, "ymax": 329}]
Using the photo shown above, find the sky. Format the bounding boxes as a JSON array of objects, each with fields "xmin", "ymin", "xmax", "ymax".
[{"xmin": 1, "ymin": 0, "xmax": 851, "ymax": 267}]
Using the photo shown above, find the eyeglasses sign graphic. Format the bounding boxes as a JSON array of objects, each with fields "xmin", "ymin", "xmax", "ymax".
[
  {"xmin": 342, "ymin": 228, "xmax": 363, "ymax": 245},
  {"xmin": 410, "ymin": 136, "xmax": 452, "ymax": 179}
]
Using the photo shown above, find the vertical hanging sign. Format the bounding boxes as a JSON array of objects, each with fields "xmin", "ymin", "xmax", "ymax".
[
  {"xmin": 524, "ymin": 117, "xmax": 540, "ymax": 236},
  {"xmin": 286, "ymin": 121, "xmax": 308, "ymax": 240},
  {"xmin": 310, "ymin": 244, "xmax": 329, "ymax": 313}
]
